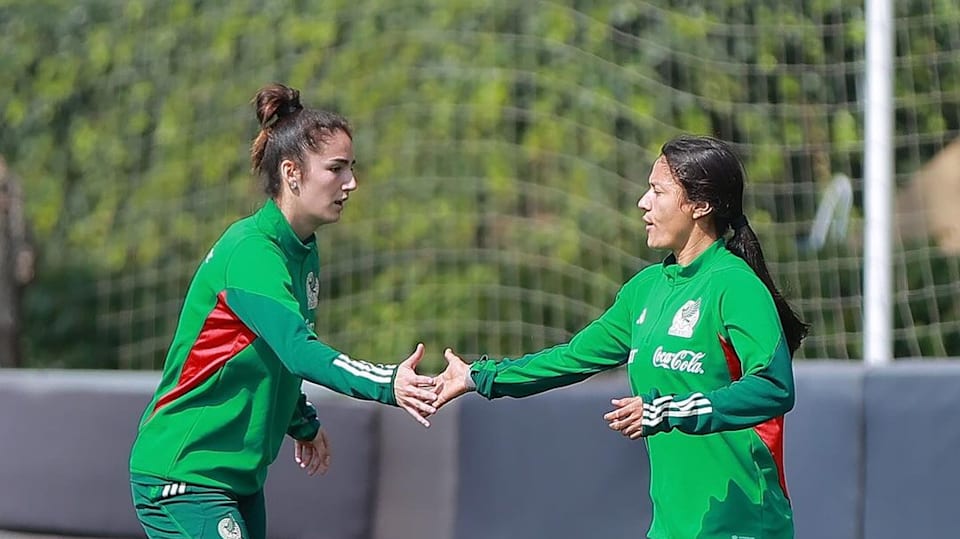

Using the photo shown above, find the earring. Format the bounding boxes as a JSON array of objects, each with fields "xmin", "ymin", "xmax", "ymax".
[{"xmin": 289, "ymin": 181, "xmax": 299, "ymax": 192}]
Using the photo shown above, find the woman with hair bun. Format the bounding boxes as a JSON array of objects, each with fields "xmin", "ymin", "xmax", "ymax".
[{"xmin": 129, "ymin": 84, "xmax": 438, "ymax": 539}]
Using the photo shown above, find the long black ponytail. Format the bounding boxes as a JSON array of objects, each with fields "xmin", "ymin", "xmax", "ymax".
[{"xmin": 661, "ymin": 135, "xmax": 809, "ymax": 354}]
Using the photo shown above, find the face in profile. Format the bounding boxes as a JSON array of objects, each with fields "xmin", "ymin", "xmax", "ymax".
[
  {"xmin": 295, "ymin": 129, "xmax": 357, "ymax": 226},
  {"xmin": 637, "ymin": 155, "xmax": 698, "ymax": 252}
]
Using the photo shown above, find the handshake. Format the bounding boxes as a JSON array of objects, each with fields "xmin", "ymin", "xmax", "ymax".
[
  {"xmin": 298, "ymin": 343, "xmax": 649, "ymax": 476},
  {"xmin": 392, "ymin": 344, "xmax": 472, "ymax": 428},
  {"xmin": 390, "ymin": 343, "xmax": 647, "ymax": 435}
]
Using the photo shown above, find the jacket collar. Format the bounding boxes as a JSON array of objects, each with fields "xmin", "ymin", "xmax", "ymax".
[
  {"xmin": 661, "ymin": 238, "xmax": 725, "ymax": 283},
  {"xmin": 255, "ymin": 199, "xmax": 314, "ymax": 259}
]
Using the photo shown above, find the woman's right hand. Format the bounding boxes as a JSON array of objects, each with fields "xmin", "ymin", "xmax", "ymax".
[
  {"xmin": 392, "ymin": 343, "xmax": 439, "ymax": 427},
  {"xmin": 433, "ymin": 348, "xmax": 472, "ymax": 410}
]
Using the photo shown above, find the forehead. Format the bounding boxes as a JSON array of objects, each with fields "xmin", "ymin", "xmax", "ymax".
[
  {"xmin": 648, "ymin": 156, "xmax": 678, "ymax": 186},
  {"xmin": 313, "ymin": 129, "xmax": 353, "ymax": 158}
]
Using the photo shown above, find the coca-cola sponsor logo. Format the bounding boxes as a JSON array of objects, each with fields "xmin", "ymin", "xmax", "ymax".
[{"xmin": 651, "ymin": 346, "xmax": 705, "ymax": 374}]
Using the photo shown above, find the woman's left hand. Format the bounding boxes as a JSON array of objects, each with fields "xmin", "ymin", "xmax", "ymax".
[
  {"xmin": 294, "ymin": 427, "xmax": 331, "ymax": 476},
  {"xmin": 604, "ymin": 397, "xmax": 646, "ymax": 440}
]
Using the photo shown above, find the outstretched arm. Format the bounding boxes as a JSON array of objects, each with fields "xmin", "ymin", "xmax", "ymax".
[
  {"xmin": 473, "ymin": 294, "xmax": 633, "ymax": 400},
  {"xmin": 223, "ymin": 241, "xmax": 437, "ymax": 426},
  {"xmin": 225, "ymin": 288, "xmax": 437, "ymax": 425},
  {"xmin": 434, "ymin": 289, "xmax": 634, "ymax": 406}
]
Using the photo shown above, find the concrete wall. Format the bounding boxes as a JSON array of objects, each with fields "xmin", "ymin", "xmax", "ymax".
[
  {"xmin": 861, "ymin": 363, "xmax": 960, "ymax": 539},
  {"xmin": 0, "ymin": 362, "xmax": 957, "ymax": 539}
]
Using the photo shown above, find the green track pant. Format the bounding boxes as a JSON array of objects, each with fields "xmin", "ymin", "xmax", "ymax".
[{"xmin": 131, "ymin": 474, "xmax": 266, "ymax": 539}]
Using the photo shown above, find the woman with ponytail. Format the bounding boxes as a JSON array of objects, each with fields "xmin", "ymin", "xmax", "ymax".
[
  {"xmin": 129, "ymin": 84, "xmax": 439, "ymax": 539},
  {"xmin": 434, "ymin": 135, "xmax": 806, "ymax": 538}
]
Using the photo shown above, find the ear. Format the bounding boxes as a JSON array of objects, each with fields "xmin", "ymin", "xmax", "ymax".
[
  {"xmin": 279, "ymin": 159, "xmax": 300, "ymax": 184},
  {"xmin": 690, "ymin": 200, "xmax": 713, "ymax": 220}
]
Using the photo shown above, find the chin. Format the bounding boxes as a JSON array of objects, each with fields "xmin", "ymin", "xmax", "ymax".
[{"xmin": 312, "ymin": 215, "xmax": 339, "ymax": 228}]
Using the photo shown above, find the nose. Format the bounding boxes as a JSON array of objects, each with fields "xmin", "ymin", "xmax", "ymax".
[
  {"xmin": 637, "ymin": 191, "xmax": 651, "ymax": 211},
  {"xmin": 344, "ymin": 172, "xmax": 358, "ymax": 192}
]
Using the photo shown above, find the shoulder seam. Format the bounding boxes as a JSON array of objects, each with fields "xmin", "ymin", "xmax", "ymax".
[{"xmin": 221, "ymin": 233, "xmax": 284, "ymax": 286}]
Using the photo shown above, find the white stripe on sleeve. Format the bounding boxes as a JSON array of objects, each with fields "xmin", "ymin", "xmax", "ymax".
[
  {"xmin": 336, "ymin": 354, "xmax": 396, "ymax": 377},
  {"xmin": 641, "ymin": 393, "xmax": 713, "ymax": 428},
  {"xmin": 333, "ymin": 358, "xmax": 393, "ymax": 383}
]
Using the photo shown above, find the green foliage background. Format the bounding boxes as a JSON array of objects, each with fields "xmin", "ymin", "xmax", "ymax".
[{"xmin": 1, "ymin": 0, "xmax": 958, "ymax": 370}]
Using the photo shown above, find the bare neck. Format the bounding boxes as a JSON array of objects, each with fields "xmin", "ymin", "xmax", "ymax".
[
  {"xmin": 276, "ymin": 197, "xmax": 320, "ymax": 241},
  {"xmin": 673, "ymin": 225, "xmax": 718, "ymax": 266}
]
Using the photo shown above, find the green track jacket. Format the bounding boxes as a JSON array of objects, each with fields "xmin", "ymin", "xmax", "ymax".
[
  {"xmin": 129, "ymin": 200, "xmax": 398, "ymax": 496},
  {"xmin": 470, "ymin": 240, "xmax": 795, "ymax": 539}
]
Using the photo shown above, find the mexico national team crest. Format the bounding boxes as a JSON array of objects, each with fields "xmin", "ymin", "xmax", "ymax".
[
  {"xmin": 306, "ymin": 271, "xmax": 319, "ymax": 310},
  {"xmin": 668, "ymin": 298, "xmax": 702, "ymax": 338},
  {"xmin": 217, "ymin": 516, "xmax": 242, "ymax": 539}
]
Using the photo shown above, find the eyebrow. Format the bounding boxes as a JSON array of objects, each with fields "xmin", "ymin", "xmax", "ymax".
[{"xmin": 327, "ymin": 157, "xmax": 356, "ymax": 166}]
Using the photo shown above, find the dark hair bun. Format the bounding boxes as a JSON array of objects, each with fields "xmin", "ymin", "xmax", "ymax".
[{"xmin": 254, "ymin": 84, "xmax": 303, "ymax": 128}]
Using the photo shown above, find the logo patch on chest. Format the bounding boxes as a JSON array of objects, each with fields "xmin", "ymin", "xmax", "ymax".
[
  {"xmin": 668, "ymin": 298, "xmax": 701, "ymax": 338},
  {"xmin": 306, "ymin": 271, "xmax": 319, "ymax": 310}
]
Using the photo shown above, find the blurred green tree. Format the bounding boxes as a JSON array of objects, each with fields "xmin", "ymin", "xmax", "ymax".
[{"xmin": 1, "ymin": 0, "xmax": 957, "ymax": 369}]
